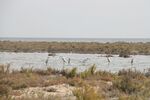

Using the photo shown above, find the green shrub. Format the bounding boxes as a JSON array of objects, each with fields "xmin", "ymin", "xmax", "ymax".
[
  {"xmin": 88, "ymin": 64, "xmax": 96, "ymax": 75},
  {"xmin": 80, "ymin": 65, "xmax": 96, "ymax": 79},
  {"xmin": 67, "ymin": 67, "xmax": 77, "ymax": 78}
]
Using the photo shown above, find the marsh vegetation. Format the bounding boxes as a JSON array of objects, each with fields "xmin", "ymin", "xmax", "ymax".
[{"xmin": 0, "ymin": 41, "xmax": 150, "ymax": 55}]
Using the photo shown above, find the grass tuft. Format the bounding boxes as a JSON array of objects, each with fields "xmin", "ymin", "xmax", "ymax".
[{"xmin": 73, "ymin": 84, "xmax": 104, "ymax": 100}]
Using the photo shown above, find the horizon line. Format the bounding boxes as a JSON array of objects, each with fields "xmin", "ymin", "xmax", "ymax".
[{"xmin": 0, "ymin": 37, "xmax": 150, "ymax": 39}]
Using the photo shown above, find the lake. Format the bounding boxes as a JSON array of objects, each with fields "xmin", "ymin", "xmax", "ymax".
[{"xmin": 0, "ymin": 52, "xmax": 150, "ymax": 73}]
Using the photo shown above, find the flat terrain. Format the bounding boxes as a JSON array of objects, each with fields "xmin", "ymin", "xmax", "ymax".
[{"xmin": 0, "ymin": 41, "xmax": 150, "ymax": 55}]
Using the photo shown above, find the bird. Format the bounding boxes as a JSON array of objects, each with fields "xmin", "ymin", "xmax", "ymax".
[
  {"xmin": 68, "ymin": 58, "xmax": 71, "ymax": 65},
  {"xmin": 45, "ymin": 56, "xmax": 49, "ymax": 66},
  {"xmin": 107, "ymin": 57, "xmax": 110, "ymax": 63},
  {"xmin": 131, "ymin": 58, "xmax": 134, "ymax": 65},
  {"xmin": 61, "ymin": 57, "xmax": 67, "ymax": 63},
  {"xmin": 81, "ymin": 58, "xmax": 90, "ymax": 65},
  {"xmin": 59, "ymin": 56, "xmax": 67, "ymax": 68}
]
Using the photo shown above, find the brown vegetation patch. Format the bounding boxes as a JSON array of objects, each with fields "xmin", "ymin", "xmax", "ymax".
[{"xmin": 0, "ymin": 41, "xmax": 150, "ymax": 55}]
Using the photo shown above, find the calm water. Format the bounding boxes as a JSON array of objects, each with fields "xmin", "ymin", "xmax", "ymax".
[
  {"xmin": 0, "ymin": 38, "xmax": 150, "ymax": 43},
  {"xmin": 0, "ymin": 52, "xmax": 150, "ymax": 73}
]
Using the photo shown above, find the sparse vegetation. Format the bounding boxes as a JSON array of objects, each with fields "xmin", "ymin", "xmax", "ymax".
[
  {"xmin": 0, "ymin": 64, "xmax": 150, "ymax": 100},
  {"xmin": 67, "ymin": 67, "xmax": 77, "ymax": 78},
  {"xmin": 73, "ymin": 84, "xmax": 104, "ymax": 100},
  {"xmin": 0, "ymin": 85, "xmax": 11, "ymax": 97},
  {"xmin": 119, "ymin": 49, "xmax": 131, "ymax": 58},
  {"xmin": 80, "ymin": 64, "xmax": 96, "ymax": 79},
  {"xmin": 0, "ymin": 41, "xmax": 150, "ymax": 55}
]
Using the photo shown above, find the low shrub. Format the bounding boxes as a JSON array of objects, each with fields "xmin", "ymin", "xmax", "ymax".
[
  {"xmin": 80, "ymin": 64, "xmax": 96, "ymax": 79},
  {"xmin": 0, "ymin": 85, "xmax": 11, "ymax": 97},
  {"xmin": 114, "ymin": 71, "xmax": 143, "ymax": 94},
  {"xmin": 118, "ymin": 69, "xmax": 145, "ymax": 79},
  {"xmin": 67, "ymin": 67, "xmax": 77, "ymax": 78},
  {"xmin": 73, "ymin": 84, "xmax": 104, "ymax": 100},
  {"xmin": 20, "ymin": 67, "xmax": 34, "ymax": 73},
  {"xmin": 68, "ymin": 77, "xmax": 84, "ymax": 87},
  {"xmin": 0, "ymin": 64, "xmax": 10, "ymax": 76},
  {"xmin": 119, "ymin": 49, "xmax": 131, "ymax": 58},
  {"xmin": 12, "ymin": 83, "xmax": 28, "ymax": 90}
]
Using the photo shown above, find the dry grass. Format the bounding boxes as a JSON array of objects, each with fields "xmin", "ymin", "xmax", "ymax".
[
  {"xmin": 73, "ymin": 84, "xmax": 104, "ymax": 100},
  {"xmin": 0, "ymin": 64, "xmax": 150, "ymax": 100}
]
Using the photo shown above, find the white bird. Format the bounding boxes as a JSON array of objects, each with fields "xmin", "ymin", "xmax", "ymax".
[
  {"xmin": 61, "ymin": 57, "xmax": 67, "ymax": 63},
  {"xmin": 59, "ymin": 56, "xmax": 67, "ymax": 68}
]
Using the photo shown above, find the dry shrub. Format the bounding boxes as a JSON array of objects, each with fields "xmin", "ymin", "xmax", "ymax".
[
  {"xmin": 67, "ymin": 77, "xmax": 85, "ymax": 87},
  {"xmin": 73, "ymin": 84, "xmax": 104, "ymax": 100},
  {"xmin": 114, "ymin": 69, "xmax": 146, "ymax": 94},
  {"xmin": 118, "ymin": 69, "xmax": 145, "ymax": 80},
  {"xmin": 12, "ymin": 82, "xmax": 28, "ymax": 90},
  {"xmin": 20, "ymin": 67, "xmax": 33, "ymax": 73},
  {"xmin": 43, "ymin": 76, "xmax": 67, "ymax": 86},
  {"xmin": 114, "ymin": 76, "xmax": 142, "ymax": 94},
  {"xmin": 0, "ymin": 64, "xmax": 10, "ymax": 77},
  {"xmin": 3, "ymin": 73, "xmax": 43, "ymax": 88},
  {"xmin": 96, "ymin": 70, "xmax": 115, "ymax": 81},
  {"xmin": 33, "ymin": 67, "xmax": 57, "ymax": 75},
  {"xmin": 119, "ymin": 49, "xmax": 131, "ymax": 58},
  {"xmin": 0, "ymin": 85, "xmax": 11, "ymax": 97},
  {"xmin": 80, "ymin": 64, "xmax": 96, "ymax": 79}
]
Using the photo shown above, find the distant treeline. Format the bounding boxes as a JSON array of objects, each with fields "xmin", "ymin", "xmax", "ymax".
[{"xmin": 0, "ymin": 41, "xmax": 150, "ymax": 55}]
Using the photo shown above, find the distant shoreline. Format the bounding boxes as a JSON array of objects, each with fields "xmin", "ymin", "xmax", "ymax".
[
  {"xmin": 0, "ymin": 37, "xmax": 150, "ymax": 43},
  {"xmin": 0, "ymin": 41, "xmax": 150, "ymax": 55}
]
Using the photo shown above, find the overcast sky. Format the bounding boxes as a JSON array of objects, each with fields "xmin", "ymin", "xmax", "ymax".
[{"xmin": 0, "ymin": 0, "xmax": 150, "ymax": 38}]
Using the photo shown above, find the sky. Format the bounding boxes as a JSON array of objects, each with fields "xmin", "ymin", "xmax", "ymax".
[{"xmin": 0, "ymin": 0, "xmax": 150, "ymax": 38}]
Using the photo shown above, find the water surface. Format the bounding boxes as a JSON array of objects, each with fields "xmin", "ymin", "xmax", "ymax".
[{"xmin": 0, "ymin": 52, "xmax": 150, "ymax": 72}]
